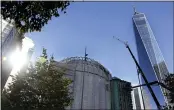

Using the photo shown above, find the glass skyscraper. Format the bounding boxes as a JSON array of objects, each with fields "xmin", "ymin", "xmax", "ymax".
[
  {"xmin": 1, "ymin": 17, "xmax": 24, "ymax": 89},
  {"xmin": 132, "ymin": 8, "xmax": 170, "ymax": 109}
]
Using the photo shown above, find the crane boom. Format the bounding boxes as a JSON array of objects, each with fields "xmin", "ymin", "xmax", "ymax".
[{"xmin": 113, "ymin": 36, "xmax": 161, "ymax": 109}]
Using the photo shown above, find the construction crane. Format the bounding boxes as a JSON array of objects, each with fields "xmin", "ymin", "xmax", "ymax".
[{"xmin": 113, "ymin": 36, "xmax": 162, "ymax": 110}]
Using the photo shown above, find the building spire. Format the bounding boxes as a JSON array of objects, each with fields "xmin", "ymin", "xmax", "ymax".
[{"xmin": 133, "ymin": 6, "xmax": 138, "ymax": 15}]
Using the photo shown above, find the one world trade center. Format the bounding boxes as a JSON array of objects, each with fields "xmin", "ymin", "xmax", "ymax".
[{"xmin": 132, "ymin": 8, "xmax": 170, "ymax": 109}]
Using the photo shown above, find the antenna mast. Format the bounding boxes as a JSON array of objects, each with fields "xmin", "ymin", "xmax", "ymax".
[
  {"xmin": 133, "ymin": 6, "xmax": 138, "ymax": 15},
  {"xmin": 84, "ymin": 47, "xmax": 88, "ymax": 61}
]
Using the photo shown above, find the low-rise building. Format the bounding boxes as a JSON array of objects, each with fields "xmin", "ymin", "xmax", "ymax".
[
  {"xmin": 55, "ymin": 57, "xmax": 112, "ymax": 109},
  {"xmin": 111, "ymin": 77, "xmax": 133, "ymax": 110}
]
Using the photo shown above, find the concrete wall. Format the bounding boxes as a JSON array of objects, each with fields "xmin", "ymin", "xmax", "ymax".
[{"xmin": 56, "ymin": 57, "xmax": 111, "ymax": 109}]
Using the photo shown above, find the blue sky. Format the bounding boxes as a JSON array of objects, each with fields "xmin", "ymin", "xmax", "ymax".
[{"xmin": 26, "ymin": 2, "xmax": 173, "ymax": 84}]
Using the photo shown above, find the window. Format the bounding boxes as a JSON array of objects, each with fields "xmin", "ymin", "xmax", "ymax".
[
  {"xmin": 2, "ymin": 28, "xmax": 14, "ymax": 48},
  {"xmin": 135, "ymin": 19, "xmax": 146, "ymax": 25}
]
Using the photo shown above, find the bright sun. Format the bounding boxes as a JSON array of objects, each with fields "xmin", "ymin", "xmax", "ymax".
[
  {"xmin": 5, "ymin": 37, "xmax": 34, "ymax": 88},
  {"xmin": 10, "ymin": 37, "xmax": 34, "ymax": 72},
  {"xmin": 9, "ymin": 48, "xmax": 27, "ymax": 71}
]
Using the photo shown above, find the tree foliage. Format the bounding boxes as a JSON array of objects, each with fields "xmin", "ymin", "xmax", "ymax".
[
  {"xmin": 1, "ymin": 1, "xmax": 70, "ymax": 33},
  {"xmin": 163, "ymin": 73, "xmax": 174, "ymax": 109},
  {"xmin": 165, "ymin": 73, "xmax": 174, "ymax": 101},
  {"xmin": 2, "ymin": 48, "xmax": 73, "ymax": 110}
]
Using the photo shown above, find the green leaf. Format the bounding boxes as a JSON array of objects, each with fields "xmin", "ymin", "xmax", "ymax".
[{"xmin": 1, "ymin": 1, "xmax": 70, "ymax": 33}]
